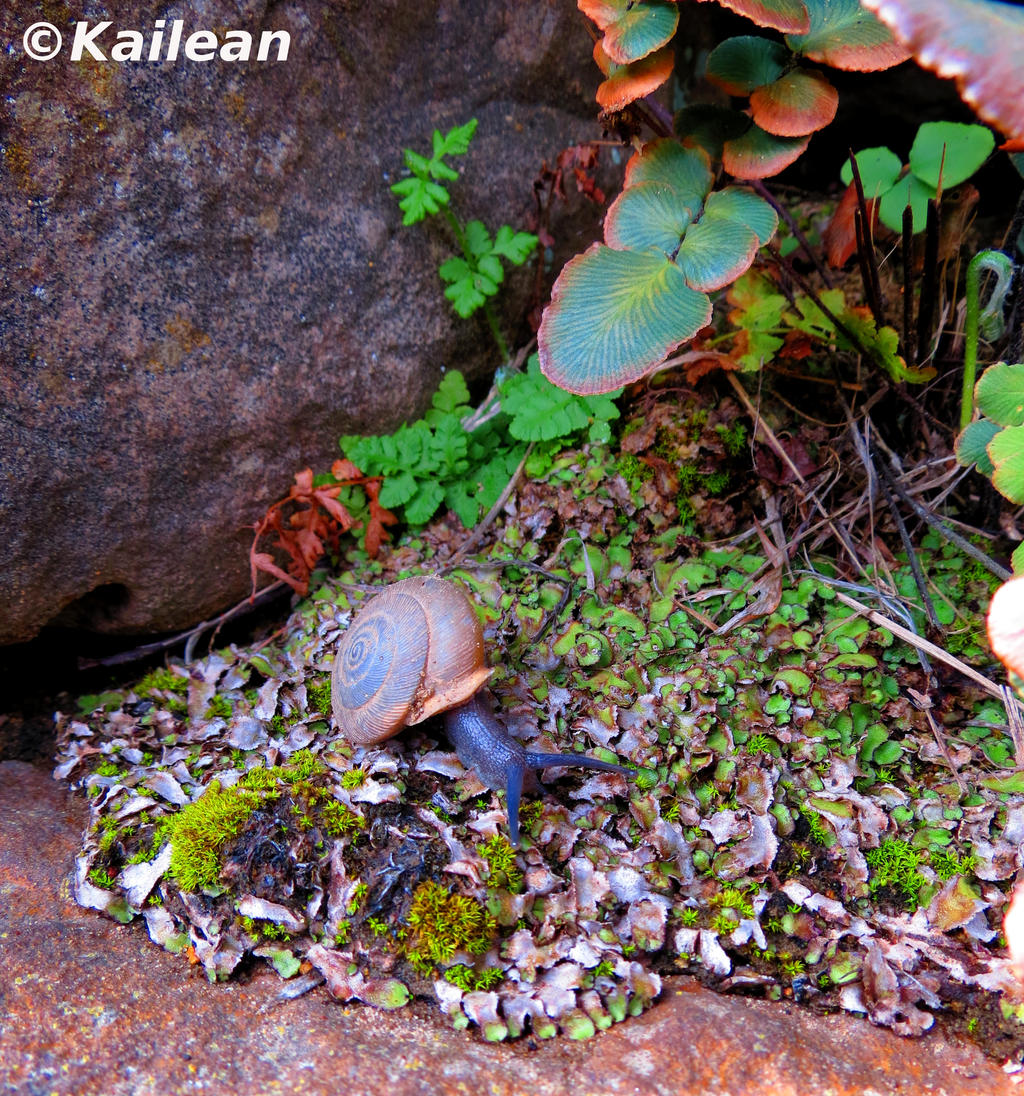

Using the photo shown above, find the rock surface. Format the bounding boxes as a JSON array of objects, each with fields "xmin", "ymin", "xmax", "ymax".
[
  {"xmin": 0, "ymin": 759, "xmax": 1013, "ymax": 1096},
  {"xmin": 0, "ymin": 0, "xmax": 603, "ymax": 644}
]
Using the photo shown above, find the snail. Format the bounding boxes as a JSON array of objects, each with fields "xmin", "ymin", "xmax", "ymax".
[{"xmin": 330, "ymin": 575, "xmax": 632, "ymax": 846}]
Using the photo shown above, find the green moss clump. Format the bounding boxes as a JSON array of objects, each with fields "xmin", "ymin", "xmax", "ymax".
[
  {"xmin": 320, "ymin": 798, "xmax": 363, "ymax": 837},
  {"xmin": 617, "ymin": 454, "xmax": 654, "ymax": 496},
  {"xmin": 136, "ymin": 667, "xmax": 188, "ymax": 697},
  {"xmin": 279, "ymin": 748, "xmax": 325, "ymax": 782},
  {"xmin": 443, "ymin": 964, "xmax": 504, "ymax": 991},
  {"xmin": 478, "ymin": 834, "xmax": 523, "ymax": 893},
  {"xmin": 205, "ymin": 695, "xmax": 233, "ymax": 720},
  {"xmin": 404, "ymin": 882, "xmax": 496, "ymax": 972},
  {"xmin": 866, "ymin": 838, "xmax": 927, "ymax": 909},
  {"xmin": 165, "ymin": 780, "xmax": 274, "ymax": 891},
  {"xmin": 306, "ymin": 677, "xmax": 332, "ymax": 716}
]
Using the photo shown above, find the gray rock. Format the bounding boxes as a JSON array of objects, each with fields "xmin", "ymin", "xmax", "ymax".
[{"xmin": 0, "ymin": 0, "xmax": 603, "ymax": 643}]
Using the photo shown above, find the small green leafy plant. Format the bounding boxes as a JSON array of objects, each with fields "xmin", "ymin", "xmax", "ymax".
[
  {"xmin": 840, "ymin": 121, "xmax": 995, "ymax": 233},
  {"xmin": 341, "ymin": 358, "xmax": 619, "ymax": 529},
  {"xmin": 391, "ymin": 118, "xmax": 538, "ymax": 359},
  {"xmin": 723, "ymin": 268, "xmax": 934, "ymax": 382}
]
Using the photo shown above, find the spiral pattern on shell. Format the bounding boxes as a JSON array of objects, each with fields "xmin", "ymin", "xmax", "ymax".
[{"xmin": 330, "ymin": 576, "xmax": 491, "ymax": 745}]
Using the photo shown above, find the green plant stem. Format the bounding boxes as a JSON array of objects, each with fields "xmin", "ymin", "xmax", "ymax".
[
  {"xmin": 442, "ymin": 207, "xmax": 511, "ymax": 362},
  {"xmin": 962, "ymin": 250, "xmax": 1015, "ymax": 431}
]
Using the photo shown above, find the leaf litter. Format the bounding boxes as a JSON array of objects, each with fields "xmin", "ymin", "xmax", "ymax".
[{"xmin": 54, "ymin": 388, "xmax": 1024, "ymax": 1054}]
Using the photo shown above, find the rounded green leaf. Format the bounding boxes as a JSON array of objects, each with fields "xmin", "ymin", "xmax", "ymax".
[
  {"xmin": 602, "ymin": 0, "xmax": 680, "ymax": 64},
  {"xmin": 624, "ymin": 139, "xmax": 714, "ymax": 211},
  {"xmin": 909, "ymin": 121, "xmax": 995, "ymax": 190},
  {"xmin": 596, "ymin": 45, "xmax": 675, "ymax": 111},
  {"xmin": 976, "ymin": 362, "xmax": 1024, "ymax": 427},
  {"xmin": 677, "ymin": 216, "xmax": 759, "ymax": 292},
  {"xmin": 715, "ymin": 0, "xmax": 810, "ymax": 34},
  {"xmin": 706, "ymin": 35, "xmax": 789, "ymax": 96},
  {"xmin": 676, "ymin": 187, "xmax": 776, "ymax": 293},
  {"xmin": 750, "ymin": 68, "xmax": 838, "ymax": 137},
  {"xmin": 989, "ymin": 424, "xmax": 1024, "ymax": 504},
  {"xmin": 787, "ymin": 0, "xmax": 909, "ymax": 71},
  {"xmin": 877, "ymin": 172, "xmax": 935, "ymax": 233},
  {"xmin": 539, "ymin": 244, "xmax": 711, "ymax": 395},
  {"xmin": 605, "ymin": 182, "xmax": 695, "ymax": 254},
  {"xmin": 722, "ymin": 125, "xmax": 810, "ymax": 180},
  {"xmin": 703, "ymin": 187, "xmax": 779, "ymax": 245},
  {"xmin": 955, "ymin": 418, "xmax": 998, "ymax": 478},
  {"xmin": 839, "ymin": 146, "xmax": 903, "ymax": 195}
]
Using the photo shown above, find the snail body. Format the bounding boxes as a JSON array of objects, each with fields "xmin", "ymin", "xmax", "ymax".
[{"xmin": 331, "ymin": 576, "xmax": 631, "ymax": 845}]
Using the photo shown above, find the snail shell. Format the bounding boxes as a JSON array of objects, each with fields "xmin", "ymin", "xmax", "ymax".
[{"xmin": 330, "ymin": 576, "xmax": 492, "ymax": 745}]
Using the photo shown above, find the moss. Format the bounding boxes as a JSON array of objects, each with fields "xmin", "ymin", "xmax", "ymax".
[
  {"xmin": 306, "ymin": 677, "xmax": 332, "ymax": 716},
  {"xmin": 404, "ymin": 881, "xmax": 496, "ymax": 973},
  {"xmin": 165, "ymin": 780, "xmax": 274, "ymax": 891},
  {"xmin": 443, "ymin": 963, "xmax": 504, "ymax": 991},
  {"xmin": 865, "ymin": 838, "xmax": 927, "ymax": 909},
  {"xmin": 320, "ymin": 798, "xmax": 364, "ymax": 837},
  {"xmin": 931, "ymin": 846, "xmax": 978, "ymax": 881},
  {"xmin": 205, "ymin": 695, "xmax": 233, "ymax": 720},
  {"xmin": 478, "ymin": 834, "xmax": 523, "ymax": 893},
  {"xmin": 136, "ymin": 667, "xmax": 188, "ymax": 697},
  {"xmin": 617, "ymin": 453, "xmax": 654, "ymax": 496},
  {"xmin": 279, "ymin": 748, "xmax": 325, "ymax": 782},
  {"xmin": 715, "ymin": 420, "xmax": 748, "ymax": 457},
  {"xmin": 88, "ymin": 866, "xmax": 117, "ymax": 889}
]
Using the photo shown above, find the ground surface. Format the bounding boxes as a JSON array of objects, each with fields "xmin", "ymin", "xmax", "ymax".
[{"xmin": 1, "ymin": 759, "xmax": 1014, "ymax": 1096}]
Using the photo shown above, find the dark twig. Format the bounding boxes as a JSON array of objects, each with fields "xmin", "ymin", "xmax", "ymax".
[
  {"xmin": 847, "ymin": 152, "xmax": 885, "ymax": 328},
  {"xmin": 902, "ymin": 205, "xmax": 916, "ymax": 367},
  {"xmin": 447, "ymin": 442, "xmax": 534, "ymax": 566},
  {"xmin": 915, "ymin": 197, "xmax": 941, "ymax": 364},
  {"xmin": 77, "ymin": 580, "xmax": 291, "ymax": 671}
]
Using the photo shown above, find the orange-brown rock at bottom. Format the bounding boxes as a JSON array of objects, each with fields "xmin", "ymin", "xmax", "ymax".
[{"xmin": 0, "ymin": 760, "xmax": 1013, "ymax": 1096}]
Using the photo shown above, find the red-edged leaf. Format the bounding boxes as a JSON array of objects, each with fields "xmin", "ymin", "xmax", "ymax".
[
  {"xmin": 706, "ymin": 35, "xmax": 789, "ymax": 97},
  {"xmin": 722, "ymin": 125, "xmax": 810, "ymax": 179},
  {"xmin": 602, "ymin": 0, "xmax": 680, "ymax": 64},
  {"xmin": 693, "ymin": 0, "xmax": 810, "ymax": 34},
  {"xmin": 677, "ymin": 188, "xmax": 776, "ymax": 291},
  {"xmin": 861, "ymin": 0, "xmax": 1024, "ymax": 139},
  {"xmin": 605, "ymin": 182, "xmax": 695, "ymax": 254},
  {"xmin": 578, "ymin": 0, "xmax": 627, "ymax": 31},
  {"xmin": 595, "ymin": 44, "xmax": 675, "ymax": 110},
  {"xmin": 822, "ymin": 183, "xmax": 879, "ymax": 267},
  {"xmin": 539, "ymin": 243, "xmax": 712, "ymax": 394},
  {"xmin": 624, "ymin": 139, "xmax": 714, "ymax": 203},
  {"xmin": 787, "ymin": 0, "xmax": 909, "ymax": 71},
  {"xmin": 749, "ymin": 68, "xmax": 838, "ymax": 137},
  {"xmin": 678, "ymin": 216, "xmax": 760, "ymax": 292}
]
